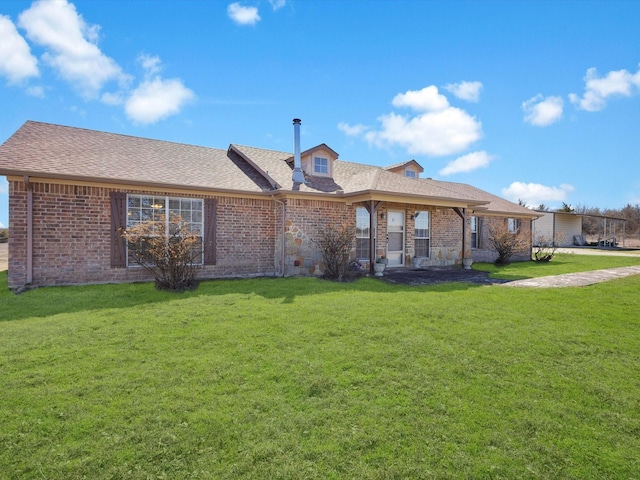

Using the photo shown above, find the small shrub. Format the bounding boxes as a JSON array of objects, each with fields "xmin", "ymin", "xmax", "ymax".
[
  {"xmin": 0, "ymin": 229, "xmax": 7, "ymax": 243},
  {"xmin": 318, "ymin": 223, "xmax": 356, "ymax": 282},
  {"xmin": 122, "ymin": 214, "xmax": 202, "ymax": 291},
  {"xmin": 533, "ymin": 232, "xmax": 565, "ymax": 262},
  {"xmin": 488, "ymin": 221, "xmax": 530, "ymax": 265}
]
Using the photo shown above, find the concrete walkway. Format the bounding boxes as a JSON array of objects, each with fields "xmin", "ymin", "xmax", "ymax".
[{"xmin": 501, "ymin": 265, "xmax": 640, "ymax": 288}]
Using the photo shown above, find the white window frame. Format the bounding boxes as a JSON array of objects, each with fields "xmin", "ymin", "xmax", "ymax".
[
  {"xmin": 414, "ymin": 211, "xmax": 430, "ymax": 258},
  {"xmin": 405, "ymin": 169, "xmax": 417, "ymax": 179},
  {"xmin": 126, "ymin": 194, "xmax": 204, "ymax": 266},
  {"xmin": 355, "ymin": 207, "xmax": 370, "ymax": 260},
  {"xmin": 508, "ymin": 218, "xmax": 519, "ymax": 234},
  {"xmin": 470, "ymin": 216, "xmax": 478, "ymax": 249},
  {"xmin": 313, "ymin": 156, "xmax": 329, "ymax": 176}
]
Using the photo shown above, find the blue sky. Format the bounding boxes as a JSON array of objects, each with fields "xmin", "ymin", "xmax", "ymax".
[{"xmin": 1, "ymin": 0, "xmax": 640, "ymax": 229}]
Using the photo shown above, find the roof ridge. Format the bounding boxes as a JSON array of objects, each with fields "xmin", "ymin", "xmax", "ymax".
[
  {"xmin": 230, "ymin": 143, "xmax": 292, "ymax": 157},
  {"xmin": 24, "ymin": 120, "xmax": 226, "ymax": 153}
]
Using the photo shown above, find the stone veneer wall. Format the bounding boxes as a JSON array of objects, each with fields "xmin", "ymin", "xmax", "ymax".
[
  {"xmin": 7, "ymin": 180, "xmax": 276, "ymax": 288},
  {"xmin": 281, "ymin": 198, "xmax": 353, "ymax": 276}
]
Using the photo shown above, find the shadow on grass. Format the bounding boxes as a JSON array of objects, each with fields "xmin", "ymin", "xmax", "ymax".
[{"xmin": 0, "ymin": 270, "xmax": 486, "ymax": 322}]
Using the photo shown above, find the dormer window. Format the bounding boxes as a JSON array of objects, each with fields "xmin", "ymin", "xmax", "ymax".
[
  {"xmin": 383, "ymin": 160, "xmax": 424, "ymax": 179},
  {"xmin": 295, "ymin": 144, "xmax": 338, "ymax": 177},
  {"xmin": 314, "ymin": 157, "xmax": 329, "ymax": 175}
]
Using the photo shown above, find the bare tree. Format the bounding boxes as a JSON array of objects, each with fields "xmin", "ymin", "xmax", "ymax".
[
  {"xmin": 317, "ymin": 223, "xmax": 356, "ymax": 282},
  {"xmin": 488, "ymin": 221, "xmax": 530, "ymax": 265}
]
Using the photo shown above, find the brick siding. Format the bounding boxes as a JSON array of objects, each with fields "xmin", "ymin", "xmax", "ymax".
[
  {"xmin": 6, "ymin": 179, "xmax": 532, "ymax": 288},
  {"xmin": 471, "ymin": 215, "xmax": 532, "ymax": 263},
  {"xmin": 8, "ymin": 180, "xmax": 275, "ymax": 288}
]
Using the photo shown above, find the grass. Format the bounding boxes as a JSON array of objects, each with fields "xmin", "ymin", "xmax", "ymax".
[
  {"xmin": 1, "ymin": 256, "xmax": 640, "ymax": 479},
  {"xmin": 473, "ymin": 252, "xmax": 640, "ymax": 280}
]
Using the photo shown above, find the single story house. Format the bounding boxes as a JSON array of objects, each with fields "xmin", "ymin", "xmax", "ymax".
[{"xmin": 0, "ymin": 120, "xmax": 537, "ymax": 290}]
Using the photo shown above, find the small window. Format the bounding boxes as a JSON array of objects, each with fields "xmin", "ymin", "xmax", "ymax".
[
  {"xmin": 405, "ymin": 170, "xmax": 416, "ymax": 179},
  {"xmin": 314, "ymin": 157, "xmax": 329, "ymax": 175},
  {"xmin": 470, "ymin": 216, "xmax": 478, "ymax": 249},
  {"xmin": 414, "ymin": 211, "xmax": 430, "ymax": 258},
  {"xmin": 355, "ymin": 207, "xmax": 370, "ymax": 260},
  {"xmin": 507, "ymin": 218, "xmax": 520, "ymax": 234}
]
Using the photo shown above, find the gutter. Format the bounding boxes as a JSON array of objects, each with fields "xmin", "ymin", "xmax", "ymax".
[
  {"xmin": 2, "ymin": 171, "xmax": 275, "ymax": 200},
  {"xmin": 24, "ymin": 175, "xmax": 33, "ymax": 285},
  {"xmin": 271, "ymin": 195, "xmax": 286, "ymax": 277}
]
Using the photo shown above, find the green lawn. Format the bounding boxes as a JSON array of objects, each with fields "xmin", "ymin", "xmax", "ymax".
[
  {"xmin": 1, "ymin": 256, "xmax": 640, "ymax": 479},
  {"xmin": 474, "ymin": 252, "xmax": 640, "ymax": 280}
]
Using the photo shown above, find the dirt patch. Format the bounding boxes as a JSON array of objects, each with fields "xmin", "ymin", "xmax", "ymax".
[{"xmin": 0, "ymin": 243, "xmax": 7, "ymax": 272}]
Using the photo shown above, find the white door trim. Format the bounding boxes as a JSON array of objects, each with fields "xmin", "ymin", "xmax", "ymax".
[{"xmin": 386, "ymin": 210, "xmax": 405, "ymax": 266}]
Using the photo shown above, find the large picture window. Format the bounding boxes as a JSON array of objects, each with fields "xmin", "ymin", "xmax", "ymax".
[
  {"xmin": 355, "ymin": 207, "xmax": 370, "ymax": 260},
  {"xmin": 126, "ymin": 195, "xmax": 204, "ymax": 265},
  {"xmin": 414, "ymin": 211, "xmax": 430, "ymax": 258}
]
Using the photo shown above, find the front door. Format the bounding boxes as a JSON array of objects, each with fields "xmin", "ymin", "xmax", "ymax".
[{"xmin": 386, "ymin": 211, "xmax": 404, "ymax": 266}]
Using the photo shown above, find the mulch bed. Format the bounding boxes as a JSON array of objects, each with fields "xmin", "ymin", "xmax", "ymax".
[{"xmin": 379, "ymin": 266, "xmax": 509, "ymax": 286}]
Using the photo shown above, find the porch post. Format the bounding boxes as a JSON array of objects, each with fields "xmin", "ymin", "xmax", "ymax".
[
  {"xmin": 452, "ymin": 207, "xmax": 466, "ymax": 264},
  {"xmin": 362, "ymin": 200, "xmax": 380, "ymax": 275}
]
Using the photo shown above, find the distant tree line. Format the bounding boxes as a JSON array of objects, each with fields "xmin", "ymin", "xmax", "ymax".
[{"xmin": 574, "ymin": 203, "xmax": 640, "ymax": 237}]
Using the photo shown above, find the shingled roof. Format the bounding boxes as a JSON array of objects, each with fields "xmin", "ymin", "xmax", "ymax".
[
  {"xmin": 230, "ymin": 144, "xmax": 484, "ymax": 205},
  {"xmin": 0, "ymin": 121, "xmax": 268, "ymax": 193},
  {"xmin": 0, "ymin": 121, "xmax": 535, "ymax": 216},
  {"xmin": 428, "ymin": 180, "xmax": 538, "ymax": 217}
]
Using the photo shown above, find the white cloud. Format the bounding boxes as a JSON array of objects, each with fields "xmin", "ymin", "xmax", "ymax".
[
  {"xmin": 502, "ymin": 181, "xmax": 575, "ymax": 205},
  {"xmin": 444, "ymin": 81, "xmax": 483, "ymax": 102},
  {"xmin": 439, "ymin": 151, "xmax": 493, "ymax": 176},
  {"xmin": 569, "ymin": 65, "xmax": 640, "ymax": 112},
  {"xmin": 362, "ymin": 86, "xmax": 482, "ymax": 157},
  {"xmin": 125, "ymin": 77, "xmax": 194, "ymax": 124},
  {"xmin": 227, "ymin": 3, "xmax": 261, "ymax": 26},
  {"xmin": 365, "ymin": 108, "xmax": 481, "ymax": 157},
  {"xmin": 392, "ymin": 85, "xmax": 449, "ymax": 111},
  {"xmin": 522, "ymin": 94, "xmax": 564, "ymax": 127},
  {"xmin": 0, "ymin": 177, "xmax": 8, "ymax": 194},
  {"xmin": 124, "ymin": 55, "xmax": 194, "ymax": 124},
  {"xmin": 269, "ymin": 0, "xmax": 287, "ymax": 10},
  {"xmin": 0, "ymin": 221, "xmax": 5, "ymax": 229},
  {"xmin": 18, "ymin": 0, "xmax": 129, "ymax": 98},
  {"xmin": 0, "ymin": 14, "xmax": 39, "ymax": 84},
  {"xmin": 138, "ymin": 53, "xmax": 162, "ymax": 76},
  {"xmin": 338, "ymin": 122, "xmax": 368, "ymax": 136}
]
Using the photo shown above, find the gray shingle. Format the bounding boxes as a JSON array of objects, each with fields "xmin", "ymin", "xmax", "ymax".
[
  {"xmin": 0, "ymin": 121, "xmax": 535, "ymax": 217},
  {"xmin": 0, "ymin": 121, "xmax": 266, "ymax": 192}
]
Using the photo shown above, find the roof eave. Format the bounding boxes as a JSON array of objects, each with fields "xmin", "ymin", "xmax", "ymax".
[
  {"xmin": 341, "ymin": 189, "xmax": 489, "ymax": 208},
  {"xmin": 473, "ymin": 208, "xmax": 539, "ymax": 219},
  {"xmin": 4, "ymin": 171, "xmax": 273, "ymax": 198}
]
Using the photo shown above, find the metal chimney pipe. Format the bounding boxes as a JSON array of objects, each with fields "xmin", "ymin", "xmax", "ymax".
[{"xmin": 292, "ymin": 118, "xmax": 305, "ymax": 184}]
